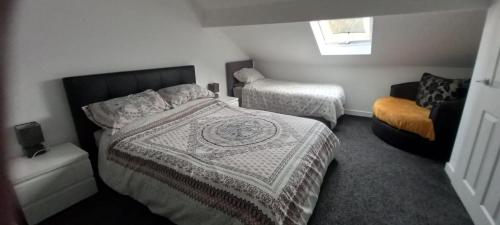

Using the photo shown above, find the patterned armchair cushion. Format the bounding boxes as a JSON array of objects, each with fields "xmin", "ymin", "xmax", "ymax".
[
  {"xmin": 158, "ymin": 84, "xmax": 215, "ymax": 107},
  {"xmin": 82, "ymin": 89, "xmax": 170, "ymax": 132},
  {"xmin": 416, "ymin": 73, "xmax": 468, "ymax": 109}
]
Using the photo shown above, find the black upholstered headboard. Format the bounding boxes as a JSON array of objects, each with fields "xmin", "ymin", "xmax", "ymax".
[
  {"xmin": 225, "ymin": 60, "xmax": 253, "ymax": 97},
  {"xmin": 63, "ymin": 65, "xmax": 196, "ymax": 173}
]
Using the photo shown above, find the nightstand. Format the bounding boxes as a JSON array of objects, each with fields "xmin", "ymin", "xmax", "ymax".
[
  {"xmin": 9, "ymin": 143, "xmax": 97, "ymax": 225},
  {"xmin": 218, "ymin": 96, "xmax": 239, "ymax": 107}
]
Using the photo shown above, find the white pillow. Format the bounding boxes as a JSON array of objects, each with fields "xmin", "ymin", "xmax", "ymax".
[{"xmin": 233, "ymin": 68, "xmax": 265, "ymax": 83}]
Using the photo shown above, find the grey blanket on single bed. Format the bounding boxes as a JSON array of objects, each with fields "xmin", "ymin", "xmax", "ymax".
[{"xmin": 241, "ymin": 79, "xmax": 345, "ymax": 128}]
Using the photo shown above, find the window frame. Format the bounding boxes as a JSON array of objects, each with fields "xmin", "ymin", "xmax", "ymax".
[{"xmin": 310, "ymin": 17, "xmax": 373, "ymax": 55}]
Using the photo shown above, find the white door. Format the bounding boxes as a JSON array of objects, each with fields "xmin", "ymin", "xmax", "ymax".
[{"xmin": 446, "ymin": 1, "xmax": 500, "ymax": 225}]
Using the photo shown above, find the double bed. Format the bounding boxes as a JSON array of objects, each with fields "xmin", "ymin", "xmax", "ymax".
[
  {"xmin": 63, "ymin": 65, "xmax": 339, "ymax": 225},
  {"xmin": 226, "ymin": 60, "xmax": 346, "ymax": 128}
]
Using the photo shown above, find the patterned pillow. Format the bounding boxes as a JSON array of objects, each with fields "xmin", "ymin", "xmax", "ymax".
[
  {"xmin": 157, "ymin": 84, "xmax": 215, "ymax": 107},
  {"xmin": 416, "ymin": 73, "xmax": 466, "ymax": 109},
  {"xmin": 82, "ymin": 89, "xmax": 170, "ymax": 131},
  {"xmin": 233, "ymin": 68, "xmax": 265, "ymax": 83}
]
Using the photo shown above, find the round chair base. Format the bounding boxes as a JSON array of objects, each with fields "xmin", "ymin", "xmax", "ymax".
[{"xmin": 371, "ymin": 117, "xmax": 448, "ymax": 161}]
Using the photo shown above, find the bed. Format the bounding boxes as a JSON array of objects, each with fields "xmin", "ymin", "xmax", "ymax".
[
  {"xmin": 63, "ymin": 65, "xmax": 339, "ymax": 225},
  {"xmin": 226, "ymin": 60, "xmax": 346, "ymax": 128}
]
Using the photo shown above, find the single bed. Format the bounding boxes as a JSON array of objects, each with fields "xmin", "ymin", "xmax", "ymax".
[
  {"xmin": 63, "ymin": 65, "xmax": 339, "ymax": 225},
  {"xmin": 226, "ymin": 60, "xmax": 346, "ymax": 128}
]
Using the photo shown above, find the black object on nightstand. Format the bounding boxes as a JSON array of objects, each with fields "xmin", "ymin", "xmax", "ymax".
[
  {"xmin": 208, "ymin": 83, "xmax": 219, "ymax": 98},
  {"xmin": 14, "ymin": 122, "xmax": 47, "ymax": 158}
]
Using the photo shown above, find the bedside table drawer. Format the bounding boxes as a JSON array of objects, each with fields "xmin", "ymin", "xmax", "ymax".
[
  {"xmin": 226, "ymin": 99, "xmax": 239, "ymax": 106},
  {"xmin": 218, "ymin": 97, "xmax": 239, "ymax": 107},
  {"xmin": 14, "ymin": 159, "xmax": 93, "ymax": 207},
  {"xmin": 23, "ymin": 177, "xmax": 97, "ymax": 225},
  {"xmin": 10, "ymin": 143, "xmax": 98, "ymax": 224}
]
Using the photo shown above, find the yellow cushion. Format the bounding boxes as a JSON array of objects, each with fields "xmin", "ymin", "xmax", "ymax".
[{"xmin": 373, "ymin": 96, "xmax": 435, "ymax": 141}]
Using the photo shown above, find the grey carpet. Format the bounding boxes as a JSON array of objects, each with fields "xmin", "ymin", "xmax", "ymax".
[
  {"xmin": 40, "ymin": 115, "xmax": 472, "ymax": 225},
  {"xmin": 309, "ymin": 116, "xmax": 472, "ymax": 225}
]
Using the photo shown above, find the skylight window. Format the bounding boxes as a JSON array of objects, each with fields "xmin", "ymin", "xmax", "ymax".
[{"xmin": 310, "ymin": 17, "xmax": 373, "ymax": 55}]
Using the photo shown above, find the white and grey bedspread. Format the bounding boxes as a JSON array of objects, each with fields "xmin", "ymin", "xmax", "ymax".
[
  {"xmin": 98, "ymin": 99, "xmax": 338, "ymax": 225},
  {"xmin": 241, "ymin": 79, "xmax": 345, "ymax": 128}
]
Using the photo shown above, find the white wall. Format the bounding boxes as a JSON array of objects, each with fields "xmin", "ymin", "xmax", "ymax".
[
  {"xmin": 255, "ymin": 61, "xmax": 473, "ymax": 115},
  {"xmin": 219, "ymin": 10, "xmax": 482, "ymax": 114},
  {"xmin": 6, "ymin": 0, "xmax": 247, "ymax": 157}
]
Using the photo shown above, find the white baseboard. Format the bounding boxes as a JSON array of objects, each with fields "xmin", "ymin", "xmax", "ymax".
[{"xmin": 344, "ymin": 109, "xmax": 372, "ymax": 118}]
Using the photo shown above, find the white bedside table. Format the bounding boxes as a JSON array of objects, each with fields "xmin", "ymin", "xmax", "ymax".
[
  {"xmin": 218, "ymin": 96, "xmax": 239, "ymax": 107},
  {"xmin": 9, "ymin": 143, "xmax": 97, "ymax": 225}
]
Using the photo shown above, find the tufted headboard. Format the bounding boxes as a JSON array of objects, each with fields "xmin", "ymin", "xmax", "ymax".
[
  {"xmin": 63, "ymin": 65, "xmax": 196, "ymax": 175},
  {"xmin": 225, "ymin": 60, "xmax": 253, "ymax": 97}
]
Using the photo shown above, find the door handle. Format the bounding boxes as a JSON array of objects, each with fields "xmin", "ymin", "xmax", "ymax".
[{"xmin": 476, "ymin": 79, "xmax": 491, "ymax": 86}]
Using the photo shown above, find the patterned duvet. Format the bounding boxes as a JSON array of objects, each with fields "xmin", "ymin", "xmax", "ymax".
[
  {"xmin": 241, "ymin": 79, "xmax": 345, "ymax": 128},
  {"xmin": 98, "ymin": 99, "xmax": 339, "ymax": 225}
]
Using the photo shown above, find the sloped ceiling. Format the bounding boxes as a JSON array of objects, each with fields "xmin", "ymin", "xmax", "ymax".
[
  {"xmin": 191, "ymin": 0, "xmax": 490, "ymax": 27},
  {"xmin": 192, "ymin": 0, "xmax": 295, "ymax": 11},
  {"xmin": 218, "ymin": 10, "xmax": 486, "ymax": 67}
]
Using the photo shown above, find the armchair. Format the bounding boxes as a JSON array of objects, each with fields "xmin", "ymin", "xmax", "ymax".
[{"xmin": 372, "ymin": 81, "xmax": 466, "ymax": 160}]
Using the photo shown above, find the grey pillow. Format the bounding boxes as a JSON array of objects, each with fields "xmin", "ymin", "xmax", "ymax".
[
  {"xmin": 82, "ymin": 89, "xmax": 170, "ymax": 132},
  {"xmin": 158, "ymin": 84, "xmax": 214, "ymax": 107},
  {"xmin": 416, "ymin": 73, "xmax": 466, "ymax": 109}
]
